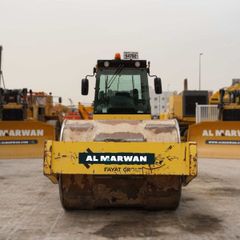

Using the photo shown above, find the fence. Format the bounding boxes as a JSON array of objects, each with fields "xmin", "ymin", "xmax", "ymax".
[{"xmin": 196, "ymin": 104, "xmax": 219, "ymax": 123}]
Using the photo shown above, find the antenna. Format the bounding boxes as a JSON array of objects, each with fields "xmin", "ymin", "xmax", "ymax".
[{"xmin": 0, "ymin": 46, "xmax": 6, "ymax": 89}]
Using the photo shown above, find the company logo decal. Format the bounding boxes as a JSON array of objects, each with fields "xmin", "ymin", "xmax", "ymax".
[
  {"xmin": 0, "ymin": 140, "xmax": 38, "ymax": 145},
  {"xmin": 206, "ymin": 140, "xmax": 240, "ymax": 145},
  {"xmin": 202, "ymin": 129, "xmax": 240, "ymax": 137},
  {"xmin": 0, "ymin": 129, "xmax": 44, "ymax": 137},
  {"xmin": 79, "ymin": 152, "xmax": 155, "ymax": 165}
]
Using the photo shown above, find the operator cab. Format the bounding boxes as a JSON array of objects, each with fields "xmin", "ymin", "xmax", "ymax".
[
  {"xmin": 219, "ymin": 88, "xmax": 240, "ymax": 121},
  {"xmin": 0, "ymin": 88, "xmax": 28, "ymax": 121},
  {"xmin": 81, "ymin": 52, "xmax": 162, "ymax": 115}
]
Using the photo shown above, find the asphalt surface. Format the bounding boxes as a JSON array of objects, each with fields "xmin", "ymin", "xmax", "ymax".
[{"xmin": 0, "ymin": 158, "xmax": 240, "ymax": 240}]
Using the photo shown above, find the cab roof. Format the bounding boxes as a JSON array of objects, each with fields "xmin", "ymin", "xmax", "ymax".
[{"xmin": 97, "ymin": 60, "xmax": 147, "ymax": 69}]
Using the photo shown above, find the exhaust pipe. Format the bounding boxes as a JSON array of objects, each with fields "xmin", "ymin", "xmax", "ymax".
[
  {"xmin": 0, "ymin": 46, "xmax": 5, "ymax": 89},
  {"xmin": 0, "ymin": 46, "xmax": 3, "ymax": 116},
  {"xmin": 0, "ymin": 46, "xmax": 2, "ymax": 76},
  {"xmin": 184, "ymin": 78, "xmax": 188, "ymax": 91}
]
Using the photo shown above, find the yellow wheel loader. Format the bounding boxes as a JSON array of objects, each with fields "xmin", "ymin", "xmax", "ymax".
[
  {"xmin": 188, "ymin": 80, "xmax": 240, "ymax": 159},
  {"xmin": 44, "ymin": 52, "xmax": 197, "ymax": 210},
  {"xmin": 210, "ymin": 79, "xmax": 240, "ymax": 105},
  {"xmin": 0, "ymin": 46, "xmax": 65, "ymax": 159},
  {"xmin": 0, "ymin": 89, "xmax": 64, "ymax": 158},
  {"xmin": 0, "ymin": 46, "xmax": 67, "ymax": 159}
]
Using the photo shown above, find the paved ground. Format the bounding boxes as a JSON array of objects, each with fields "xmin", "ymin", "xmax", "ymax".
[{"xmin": 0, "ymin": 158, "xmax": 240, "ymax": 240}]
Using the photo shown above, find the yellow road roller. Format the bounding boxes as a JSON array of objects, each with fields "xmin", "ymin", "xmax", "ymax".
[{"xmin": 44, "ymin": 52, "xmax": 197, "ymax": 210}]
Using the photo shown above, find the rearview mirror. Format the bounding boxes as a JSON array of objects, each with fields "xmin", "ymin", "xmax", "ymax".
[
  {"xmin": 58, "ymin": 97, "xmax": 62, "ymax": 104},
  {"xmin": 154, "ymin": 77, "xmax": 162, "ymax": 94},
  {"xmin": 81, "ymin": 78, "xmax": 89, "ymax": 95}
]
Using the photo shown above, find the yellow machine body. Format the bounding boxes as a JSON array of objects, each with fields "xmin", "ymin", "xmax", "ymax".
[
  {"xmin": 188, "ymin": 121, "xmax": 240, "ymax": 159},
  {"xmin": 0, "ymin": 48, "xmax": 64, "ymax": 159},
  {"xmin": 188, "ymin": 81, "xmax": 240, "ymax": 159},
  {"xmin": 162, "ymin": 92, "xmax": 208, "ymax": 141},
  {"xmin": 78, "ymin": 102, "xmax": 93, "ymax": 119},
  {"xmin": 210, "ymin": 81, "xmax": 240, "ymax": 104},
  {"xmin": 0, "ymin": 90, "xmax": 64, "ymax": 159},
  {"xmin": 0, "ymin": 120, "xmax": 55, "ymax": 158},
  {"xmin": 44, "ymin": 140, "xmax": 197, "ymax": 183},
  {"xmin": 44, "ymin": 115, "xmax": 198, "ymax": 210},
  {"xmin": 168, "ymin": 94, "xmax": 196, "ymax": 122}
]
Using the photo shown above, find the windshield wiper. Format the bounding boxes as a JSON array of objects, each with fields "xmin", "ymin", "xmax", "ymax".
[{"xmin": 107, "ymin": 64, "xmax": 124, "ymax": 89}]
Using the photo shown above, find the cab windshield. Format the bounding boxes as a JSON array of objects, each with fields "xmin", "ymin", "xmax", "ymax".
[{"xmin": 94, "ymin": 68, "xmax": 151, "ymax": 114}]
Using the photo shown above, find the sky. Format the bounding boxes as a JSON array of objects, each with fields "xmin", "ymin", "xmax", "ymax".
[{"xmin": 0, "ymin": 0, "xmax": 239, "ymax": 104}]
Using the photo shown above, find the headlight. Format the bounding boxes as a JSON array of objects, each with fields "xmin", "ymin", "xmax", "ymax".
[
  {"xmin": 135, "ymin": 61, "xmax": 140, "ymax": 68},
  {"xmin": 104, "ymin": 61, "xmax": 110, "ymax": 67}
]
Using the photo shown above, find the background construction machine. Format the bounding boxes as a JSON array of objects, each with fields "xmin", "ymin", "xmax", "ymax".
[
  {"xmin": 64, "ymin": 102, "xmax": 93, "ymax": 120},
  {"xmin": 0, "ymin": 46, "xmax": 65, "ymax": 158},
  {"xmin": 44, "ymin": 52, "xmax": 197, "ymax": 210},
  {"xmin": 188, "ymin": 79, "xmax": 240, "ymax": 159},
  {"xmin": 78, "ymin": 102, "xmax": 93, "ymax": 119},
  {"xmin": 210, "ymin": 79, "xmax": 240, "ymax": 105},
  {"xmin": 161, "ymin": 79, "xmax": 209, "ymax": 140},
  {"xmin": 0, "ymin": 89, "xmax": 65, "ymax": 158}
]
